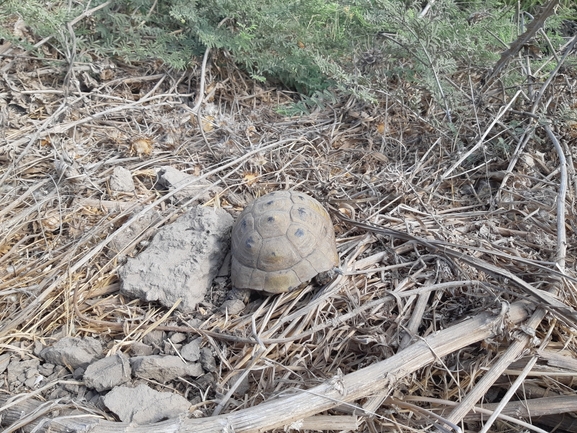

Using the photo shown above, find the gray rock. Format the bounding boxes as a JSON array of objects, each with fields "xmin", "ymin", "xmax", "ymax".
[
  {"xmin": 197, "ymin": 372, "xmax": 216, "ymax": 389},
  {"xmin": 39, "ymin": 337, "xmax": 102, "ymax": 370},
  {"xmin": 46, "ymin": 365, "xmax": 68, "ymax": 382},
  {"xmin": 130, "ymin": 355, "xmax": 203, "ymax": 382},
  {"xmin": 25, "ymin": 375, "xmax": 39, "ymax": 389},
  {"xmin": 169, "ymin": 332, "xmax": 187, "ymax": 344},
  {"xmin": 156, "ymin": 166, "xmax": 214, "ymax": 203},
  {"xmin": 73, "ymin": 367, "xmax": 85, "ymax": 380},
  {"xmin": 109, "ymin": 166, "xmax": 135, "ymax": 192},
  {"xmin": 200, "ymin": 347, "xmax": 217, "ymax": 373},
  {"xmin": 63, "ymin": 382, "xmax": 81, "ymax": 394},
  {"xmin": 38, "ymin": 363, "xmax": 55, "ymax": 376},
  {"xmin": 230, "ymin": 372, "xmax": 251, "ymax": 397},
  {"xmin": 49, "ymin": 388, "xmax": 71, "ymax": 400},
  {"xmin": 164, "ymin": 340, "xmax": 180, "ymax": 355},
  {"xmin": 119, "ymin": 206, "xmax": 233, "ymax": 312},
  {"xmin": 142, "ymin": 330, "xmax": 165, "ymax": 347},
  {"xmin": 181, "ymin": 338, "xmax": 201, "ymax": 362},
  {"xmin": 84, "ymin": 353, "xmax": 131, "ymax": 392},
  {"xmin": 129, "ymin": 341, "xmax": 154, "ymax": 357},
  {"xmin": 220, "ymin": 299, "xmax": 245, "ymax": 315},
  {"xmin": 33, "ymin": 341, "xmax": 44, "ymax": 357},
  {"xmin": 7, "ymin": 358, "xmax": 40, "ymax": 390},
  {"xmin": 103, "ymin": 384, "xmax": 190, "ymax": 424}
]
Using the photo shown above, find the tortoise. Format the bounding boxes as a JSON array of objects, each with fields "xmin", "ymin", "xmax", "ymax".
[{"xmin": 230, "ymin": 191, "xmax": 339, "ymax": 294}]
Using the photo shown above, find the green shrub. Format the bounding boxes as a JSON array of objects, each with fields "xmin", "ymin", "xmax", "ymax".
[{"xmin": 1, "ymin": 0, "xmax": 574, "ymax": 103}]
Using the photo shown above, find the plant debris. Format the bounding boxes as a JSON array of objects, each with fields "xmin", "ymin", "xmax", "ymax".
[{"xmin": 1, "ymin": 13, "xmax": 577, "ymax": 433}]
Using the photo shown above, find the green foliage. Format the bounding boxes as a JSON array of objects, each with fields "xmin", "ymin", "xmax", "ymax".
[
  {"xmin": 276, "ymin": 89, "xmax": 340, "ymax": 116},
  {"xmin": 1, "ymin": 0, "xmax": 575, "ymax": 110},
  {"xmin": 0, "ymin": 1, "xmax": 76, "ymax": 55},
  {"xmin": 178, "ymin": 0, "xmax": 376, "ymax": 93}
]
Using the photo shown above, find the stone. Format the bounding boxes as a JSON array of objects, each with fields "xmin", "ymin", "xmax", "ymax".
[
  {"xmin": 200, "ymin": 347, "xmax": 217, "ymax": 373},
  {"xmin": 230, "ymin": 372, "xmax": 251, "ymax": 397},
  {"xmin": 156, "ymin": 166, "xmax": 214, "ymax": 203},
  {"xmin": 73, "ymin": 367, "xmax": 85, "ymax": 380},
  {"xmin": 129, "ymin": 341, "xmax": 154, "ymax": 357},
  {"xmin": 8, "ymin": 359, "xmax": 41, "ymax": 390},
  {"xmin": 169, "ymin": 332, "xmax": 187, "ymax": 344},
  {"xmin": 25, "ymin": 375, "xmax": 40, "ymax": 389},
  {"xmin": 220, "ymin": 299, "xmax": 245, "ymax": 315},
  {"xmin": 130, "ymin": 355, "xmax": 203, "ymax": 383},
  {"xmin": 181, "ymin": 338, "xmax": 201, "ymax": 362},
  {"xmin": 103, "ymin": 384, "xmax": 190, "ymax": 424},
  {"xmin": 39, "ymin": 337, "xmax": 102, "ymax": 370},
  {"xmin": 142, "ymin": 330, "xmax": 165, "ymax": 347},
  {"xmin": 119, "ymin": 206, "xmax": 233, "ymax": 312},
  {"xmin": 109, "ymin": 167, "xmax": 135, "ymax": 192},
  {"xmin": 84, "ymin": 353, "xmax": 131, "ymax": 392},
  {"xmin": 38, "ymin": 363, "xmax": 55, "ymax": 376},
  {"xmin": 33, "ymin": 341, "xmax": 44, "ymax": 357}
]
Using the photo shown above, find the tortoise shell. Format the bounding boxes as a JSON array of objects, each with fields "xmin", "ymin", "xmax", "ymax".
[{"xmin": 231, "ymin": 191, "xmax": 339, "ymax": 293}]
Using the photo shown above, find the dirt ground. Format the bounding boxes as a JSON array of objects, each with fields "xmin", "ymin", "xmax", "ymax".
[{"xmin": 2, "ymin": 13, "xmax": 577, "ymax": 433}]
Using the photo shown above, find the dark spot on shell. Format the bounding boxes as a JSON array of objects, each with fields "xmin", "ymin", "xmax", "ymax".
[
  {"xmin": 245, "ymin": 236, "xmax": 255, "ymax": 249},
  {"xmin": 297, "ymin": 207, "xmax": 308, "ymax": 217},
  {"xmin": 266, "ymin": 200, "xmax": 274, "ymax": 206},
  {"xmin": 268, "ymin": 216, "xmax": 275, "ymax": 222},
  {"xmin": 294, "ymin": 228, "xmax": 305, "ymax": 237}
]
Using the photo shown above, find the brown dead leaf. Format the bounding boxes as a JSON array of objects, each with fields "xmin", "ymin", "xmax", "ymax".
[
  {"xmin": 130, "ymin": 137, "xmax": 153, "ymax": 157},
  {"xmin": 100, "ymin": 68, "xmax": 115, "ymax": 80},
  {"xmin": 246, "ymin": 125, "xmax": 257, "ymax": 137},
  {"xmin": 202, "ymin": 116, "xmax": 215, "ymax": 132},
  {"xmin": 40, "ymin": 210, "xmax": 63, "ymax": 232},
  {"xmin": 206, "ymin": 82, "xmax": 216, "ymax": 94},
  {"xmin": 243, "ymin": 172, "xmax": 259, "ymax": 186},
  {"xmin": 338, "ymin": 204, "xmax": 355, "ymax": 220},
  {"xmin": 567, "ymin": 120, "xmax": 577, "ymax": 138}
]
